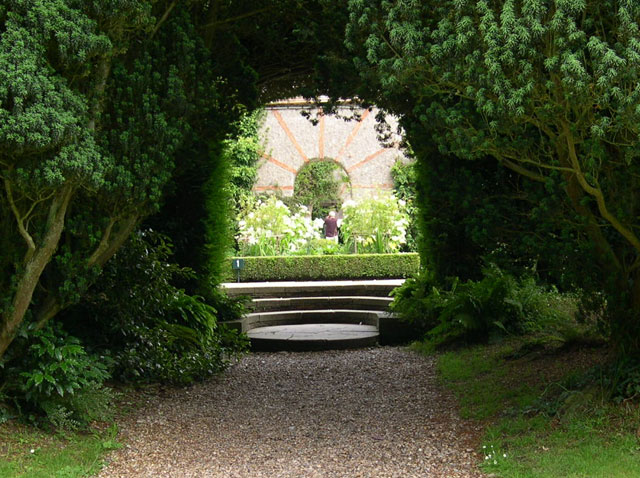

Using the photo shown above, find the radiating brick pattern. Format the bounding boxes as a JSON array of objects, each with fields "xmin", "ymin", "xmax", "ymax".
[{"xmin": 254, "ymin": 101, "xmax": 408, "ymax": 199}]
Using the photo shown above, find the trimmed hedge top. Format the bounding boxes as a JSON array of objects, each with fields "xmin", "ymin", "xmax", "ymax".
[{"xmin": 225, "ymin": 253, "xmax": 420, "ymax": 281}]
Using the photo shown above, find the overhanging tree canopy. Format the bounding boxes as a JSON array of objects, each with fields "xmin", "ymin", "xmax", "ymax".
[
  {"xmin": 0, "ymin": 0, "xmax": 352, "ymax": 361},
  {"xmin": 345, "ymin": 0, "xmax": 640, "ymax": 350}
]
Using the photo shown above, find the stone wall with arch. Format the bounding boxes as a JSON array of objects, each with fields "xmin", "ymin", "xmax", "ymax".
[{"xmin": 253, "ymin": 98, "xmax": 409, "ymax": 200}]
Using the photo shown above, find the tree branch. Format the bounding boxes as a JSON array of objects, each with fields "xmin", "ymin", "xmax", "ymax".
[
  {"xmin": 201, "ymin": 6, "xmax": 272, "ymax": 29},
  {"xmin": 88, "ymin": 214, "xmax": 138, "ymax": 268},
  {"xmin": 35, "ymin": 213, "xmax": 139, "ymax": 329},
  {"xmin": 564, "ymin": 125, "xmax": 640, "ymax": 256},
  {"xmin": 4, "ymin": 177, "xmax": 36, "ymax": 262},
  {"xmin": 500, "ymin": 159, "xmax": 547, "ymax": 183},
  {"xmin": 150, "ymin": 0, "xmax": 178, "ymax": 40},
  {"xmin": 87, "ymin": 216, "xmax": 118, "ymax": 267}
]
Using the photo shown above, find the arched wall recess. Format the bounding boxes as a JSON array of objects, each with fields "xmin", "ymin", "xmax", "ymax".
[{"xmin": 253, "ymin": 98, "xmax": 409, "ymax": 199}]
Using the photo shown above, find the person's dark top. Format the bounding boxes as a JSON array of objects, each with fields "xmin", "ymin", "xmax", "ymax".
[{"xmin": 324, "ymin": 216, "xmax": 338, "ymax": 237}]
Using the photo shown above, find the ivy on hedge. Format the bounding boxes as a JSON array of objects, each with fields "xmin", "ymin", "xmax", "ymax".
[{"xmin": 225, "ymin": 253, "xmax": 420, "ymax": 281}]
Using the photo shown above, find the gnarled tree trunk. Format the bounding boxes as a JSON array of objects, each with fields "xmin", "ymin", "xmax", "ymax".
[{"xmin": 0, "ymin": 183, "xmax": 74, "ymax": 358}]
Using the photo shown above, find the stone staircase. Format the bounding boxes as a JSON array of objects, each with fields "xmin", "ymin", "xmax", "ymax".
[{"xmin": 221, "ymin": 280, "xmax": 413, "ymax": 351}]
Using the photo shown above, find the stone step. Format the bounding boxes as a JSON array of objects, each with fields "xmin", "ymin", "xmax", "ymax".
[
  {"xmin": 248, "ymin": 323, "xmax": 379, "ymax": 351},
  {"xmin": 250, "ymin": 296, "xmax": 393, "ymax": 313},
  {"xmin": 244, "ymin": 309, "xmax": 383, "ymax": 330},
  {"xmin": 220, "ymin": 279, "xmax": 414, "ymax": 351},
  {"xmin": 221, "ymin": 279, "xmax": 404, "ymax": 299}
]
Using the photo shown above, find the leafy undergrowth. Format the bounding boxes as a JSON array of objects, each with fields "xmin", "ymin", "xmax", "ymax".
[{"xmin": 431, "ymin": 339, "xmax": 640, "ymax": 478}]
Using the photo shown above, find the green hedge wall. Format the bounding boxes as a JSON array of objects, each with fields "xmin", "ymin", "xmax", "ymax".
[{"xmin": 225, "ymin": 253, "xmax": 420, "ymax": 281}]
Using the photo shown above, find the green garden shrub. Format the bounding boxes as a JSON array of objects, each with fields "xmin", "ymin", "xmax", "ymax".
[
  {"xmin": 293, "ymin": 159, "xmax": 350, "ymax": 219},
  {"xmin": 391, "ymin": 159, "xmax": 420, "ymax": 252},
  {"xmin": 392, "ymin": 265, "xmax": 574, "ymax": 348},
  {"xmin": 341, "ymin": 196, "xmax": 410, "ymax": 253},
  {"xmin": 61, "ymin": 230, "xmax": 248, "ymax": 385},
  {"xmin": 225, "ymin": 253, "xmax": 420, "ymax": 281},
  {"xmin": 1, "ymin": 323, "xmax": 114, "ymax": 430}
]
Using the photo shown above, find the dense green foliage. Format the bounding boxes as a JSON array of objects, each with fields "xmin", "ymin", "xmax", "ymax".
[
  {"xmin": 341, "ymin": 0, "xmax": 640, "ymax": 351},
  {"xmin": 0, "ymin": 0, "xmax": 149, "ymax": 358},
  {"xmin": 0, "ymin": 1, "xmax": 227, "ymax": 359},
  {"xmin": 227, "ymin": 253, "xmax": 419, "ymax": 281},
  {"xmin": 0, "ymin": 0, "xmax": 347, "ymax": 361},
  {"xmin": 225, "ymin": 110, "xmax": 265, "ymax": 217},
  {"xmin": 61, "ymin": 231, "xmax": 248, "ymax": 385},
  {"xmin": 390, "ymin": 160, "xmax": 419, "ymax": 252},
  {"xmin": 203, "ymin": 145, "xmax": 234, "ymax": 288},
  {"xmin": 340, "ymin": 196, "xmax": 410, "ymax": 253},
  {"xmin": 293, "ymin": 159, "xmax": 350, "ymax": 219},
  {"xmin": 409, "ymin": 141, "xmax": 571, "ymax": 283},
  {"xmin": 392, "ymin": 266, "xmax": 576, "ymax": 348},
  {"xmin": 0, "ymin": 0, "xmax": 351, "ymax": 425},
  {"xmin": 1, "ymin": 323, "xmax": 113, "ymax": 429},
  {"xmin": 0, "ymin": 1, "xmax": 285, "ymax": 427}
]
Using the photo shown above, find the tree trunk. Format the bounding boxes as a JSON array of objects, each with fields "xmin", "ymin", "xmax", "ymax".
[
  {"xmin": 34, "ymin": 213, "xmax": 139, "ymax": 329},
  {"xmin": 608, "ymin": 269, "xmax": 640, "ymax": 355},
  {"xmin": 558, "ymin": 156, "xmax": 639, "ymax": 353},
  {"xmin": 563, "ymin": 170, "xmax": 622, "ymax": 276},
  {"xmin": 0, "ymin": 183, "xmax": 74, "ymax": 359}
]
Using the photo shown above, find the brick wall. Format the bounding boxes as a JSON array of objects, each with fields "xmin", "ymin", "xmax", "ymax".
[{"xmin": 254, "ymin": 99, "xmax": 409, "ymax": 200}]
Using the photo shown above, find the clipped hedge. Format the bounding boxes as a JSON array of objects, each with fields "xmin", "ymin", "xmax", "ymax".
[{"xmin": 225, "ymin": 253, "xmax": 420, "ymax": 281}]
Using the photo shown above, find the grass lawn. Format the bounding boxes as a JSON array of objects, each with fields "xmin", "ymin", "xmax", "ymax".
[
  {"xmin": 0, "ymin": 421, "xmax": 120, "ymax": 478},
  {"xmin": 0, "ymin": 385, "xmax": 150, "ymax": 477},
  {"xmin": 430, "ymin": 339, "xmax": 640, "ymax": 478}
]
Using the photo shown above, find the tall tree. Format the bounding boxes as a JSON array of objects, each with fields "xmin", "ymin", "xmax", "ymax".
[
  {"xmin": 345, "ymin": 0, "xmax": 640, "ymax": 351},
  {"xmin": 0, "ymin": 0, "xmax": 355, "ymax": 360},
  {"xmin": 0, "ymin": 0, "xmax": 160, "ymax": 358}
]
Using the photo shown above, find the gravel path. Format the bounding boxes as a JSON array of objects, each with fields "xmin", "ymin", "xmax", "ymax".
[{"xmin": 99, "ymin": 347, "xmax": 484, "ymax": 478}]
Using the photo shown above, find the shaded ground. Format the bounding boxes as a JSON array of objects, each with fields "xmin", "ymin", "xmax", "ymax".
[{"xmin": 98, "ymin": 347, "xmax": 484, "ymax": 478}]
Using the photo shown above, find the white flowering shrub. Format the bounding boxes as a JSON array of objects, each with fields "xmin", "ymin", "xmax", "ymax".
[
  {"xmin": 340, "ymin": 195, "xmax": 409, "ymax": 253},
  {"xmin": 236, "ymin": 195, "xmax": 411, "ymax": 256},
  {"xmin": 236, "ymin": 196, "xmax": 323, "ymax": 255}
]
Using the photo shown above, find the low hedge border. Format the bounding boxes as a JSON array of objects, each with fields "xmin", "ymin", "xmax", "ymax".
[{"xmin": 225, "ymin": 253, "xmax": 420, "ymax": 281}]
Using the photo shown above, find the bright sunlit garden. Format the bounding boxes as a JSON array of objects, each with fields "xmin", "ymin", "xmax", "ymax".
[{"xmin": 235, "ymin": 194, "xmax": 410, "ymax": 256}]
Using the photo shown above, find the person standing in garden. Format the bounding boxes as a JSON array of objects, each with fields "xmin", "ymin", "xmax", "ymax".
[{"xmin": 324, "ymin": 211, "xmax": 339, "ymax": 242}]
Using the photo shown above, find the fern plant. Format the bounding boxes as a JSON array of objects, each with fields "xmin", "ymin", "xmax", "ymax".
[
  {"xmin": 2, "ymin": 323, "xmax": 113, "ymax": 429},
  {"xmin": 393, "ymin": 265, "xmax": 575, "ymax": 348}
]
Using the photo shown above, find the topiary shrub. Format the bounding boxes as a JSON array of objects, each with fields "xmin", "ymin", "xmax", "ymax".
[
  {"xmin": 225, "ymin": 253, "xmax": 420, "ymax": 281},
  {"xmin": 293, "ymin": 159, "xmax": 351, "ymax": 219}
]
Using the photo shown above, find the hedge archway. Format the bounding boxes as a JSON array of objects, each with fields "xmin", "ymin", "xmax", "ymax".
[{"xmin": 293, "ymin": 159, "xmax": 351, "ymax": 218}]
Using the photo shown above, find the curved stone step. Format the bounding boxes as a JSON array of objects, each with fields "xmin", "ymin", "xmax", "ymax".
[
  {"xmin": 222, "ymin": 279, "xmax": 404, "ymax": 299},
  {"xmin": 248, "ymin": 323, "xmax": 379, "ymax": 351},
  {"xmin": 251, "ymin": 296, "xmax": 393, "ymax": 313},
  {"xmin": 244, "ymin": 309, "xmax": 382, "ymax": 330},
  {"xmin": 220, "ymin": 279, "xmax": 414, "ymax": 351}
]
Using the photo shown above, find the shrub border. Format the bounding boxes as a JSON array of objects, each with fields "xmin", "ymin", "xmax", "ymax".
[{"xmin": 225, "ymin": 253, "xmax": 420, "ymax": 281}]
